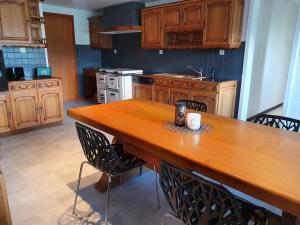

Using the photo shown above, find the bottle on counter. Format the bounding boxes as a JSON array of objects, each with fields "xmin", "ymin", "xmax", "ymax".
[{"xmin": 175, "ymin": 101, "xmax": 186, "ymax": 126}]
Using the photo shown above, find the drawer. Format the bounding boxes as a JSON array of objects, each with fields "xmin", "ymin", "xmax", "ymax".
[
  {"xmin": 9, "ymin": 82, "xmax": 36, "ymax": 91},
  {"xmin": 169, "ymin": 79, "xmax": 190, "ymax": 89},
  {"xmin": 154, "ymin": 78, "xmax": 170, "ymax": 86},
  {"xmin": 37, "ymin": 80, "xmax": 60, "ymax": 89},
  {"xmin": 191, "ymin": 82, "xmax": 218, "ymax": 91}
]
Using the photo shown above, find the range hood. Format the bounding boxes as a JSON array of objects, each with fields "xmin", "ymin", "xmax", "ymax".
[{"xmin": 97, "ymin": 2, "xmax": 145, "ymax": 34}]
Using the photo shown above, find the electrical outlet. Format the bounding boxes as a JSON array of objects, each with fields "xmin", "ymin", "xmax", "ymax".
[
  {"xmin": 113, "ymin": 49, "xmax": 118, "ymax": 54},
  {"xmin": 20, "ymin": 48, "xmax": 27, "ymax": 53},
  {"xmin": 159, "ymin": 50, "xmax": 164, "ymax": 55},
  {"xmin": 219, "ymin": 49, "xmax": 225, "ymax": 56}
]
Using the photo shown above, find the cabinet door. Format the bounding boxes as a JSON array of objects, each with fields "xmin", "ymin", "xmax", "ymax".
[
  {"xmin": 38, "ymin": 88, "xmax": 63, "ymax": 124},
  {"xmin": 142, "ymin": 8, "xmax": 163, "ymax": 48},
  {"xmin": 163, "ymin": 5, "xmax": 181, "ymax": 28},
  {"xmin": 88, "ymin": 17, "xmax": 112, "ymax": 49},
  {"xmin": 153, "ymin": 86, "xmax": 169, "ymax": 104},
  {"xmin": 169, "ymin": 88, "xmax": 190, "ymax": 105},
  {"xmin": 10, "ymin": 90, "xmax": 40, "ymax": 130},
  {"xmin": 182, "ymin": 1, "xmax": 204, "ymax": 27},
  {"xmin": 190, "ymin": 91, "xmax": 217, "ymax": 114},
  {"xmin": 0, "ymin": 93, "xmax": 13, "ymax": 133},
  {"xmin": 133, "ymin": 83, "xmax": 153, "ymax": 101},
  {"xmin": 0, "ymin": 0, "xmax": 31, "ymax": 44},
  {"xmin": 203, "ymin": 0, "xmax": 232, "ymax": 46}
]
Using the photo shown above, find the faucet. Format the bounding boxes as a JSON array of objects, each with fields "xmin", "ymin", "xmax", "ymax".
[{"xmin": 187, "ymin": 65, "xmax": 203, "ymax": 78}]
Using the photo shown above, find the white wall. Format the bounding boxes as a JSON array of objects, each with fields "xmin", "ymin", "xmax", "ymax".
[
  {"xmin": 283, "ymin": 2, "xmax": 300, "ymax": 120},
  {"xmin": 42, "ymin": 4, "xmax": 99, "ymax": 45},
  {"xmin": 246, "ymin": 0, "xmax": 298, "ymax": 118}
]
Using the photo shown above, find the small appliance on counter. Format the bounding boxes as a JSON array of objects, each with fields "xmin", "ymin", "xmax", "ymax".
[
  {"xmin": 6, "ymin": 67, "xmax": 25, "ymax": 81},
  {"xmin": 0, "ymin": 50, "xmax": 8, "ymax": 92},
  {"xmin": 96, "ymin": 68, "xmax": 143, "ymax": 104},
  {"xmin": 35, "ymin": 67, "xmax": 51, "ymax": 78}
]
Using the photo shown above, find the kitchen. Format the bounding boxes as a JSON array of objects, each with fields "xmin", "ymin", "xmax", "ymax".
[{"xmin": 1, "ymin": 0, "xmax": 300, "ymax": 225}]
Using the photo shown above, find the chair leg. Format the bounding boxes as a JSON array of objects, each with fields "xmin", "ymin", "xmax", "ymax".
[
  {"xmin": 72, "ymin": 161, "xmax": 89, "ymax": 215},
  {"xmin": 104, "ymin": 175, "xmax": 112, "ymax": 225},
  {"xmin": 161, "ymin": 213, "xmax": 182, "ymax": 225},
  {"xmin": 154, "ymin": 165, "xmax": 160, "ymax": 209}
]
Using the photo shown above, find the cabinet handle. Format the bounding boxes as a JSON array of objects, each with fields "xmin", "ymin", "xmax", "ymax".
[
  {"xmin": 40, "ymin": 106, "xmax": 43, "ymax": 113},
  {"xmin": 45, "ymin": 83, "xmax": 54, "ymax": 87}
]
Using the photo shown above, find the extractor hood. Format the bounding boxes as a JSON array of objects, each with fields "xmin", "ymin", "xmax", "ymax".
[{"xmin": 97, "ymin": 2, "xmax": 145, "ymax": 34}]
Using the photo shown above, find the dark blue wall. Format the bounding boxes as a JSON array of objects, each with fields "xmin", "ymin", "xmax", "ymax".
[
  {"xmin": 76, "ymin": 45, "xmax": 102, "ymax": 97},
  {"xmin": 102, "ymin": 33, "xmax": 245, "ymax": 116},
  {"xmin": 3, "ymin": 47, "xmax": 47, "ymax": 77},
  {"xmin": 102, "ymin": 33, "xmax": 245, "ymax": 81}
]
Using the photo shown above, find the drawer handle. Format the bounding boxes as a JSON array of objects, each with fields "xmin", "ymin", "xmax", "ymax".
[
  {"xmin": 45, "ymin": 83, "xmax": 54, "ymax": 87},
  {"xmin": 19, "ymin": 84, "xmax": 29, "ymax": 89}
]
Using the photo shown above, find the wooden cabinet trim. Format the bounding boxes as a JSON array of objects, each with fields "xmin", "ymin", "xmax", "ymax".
[{"xmin": 9, "ymin": 81, "xmax": 36, "ymax": 91}]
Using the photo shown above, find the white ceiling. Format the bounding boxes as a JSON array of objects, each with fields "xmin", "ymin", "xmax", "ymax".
[{"xmin": 43, "ymin": 0, "xmax": 151, "ymax": 11}]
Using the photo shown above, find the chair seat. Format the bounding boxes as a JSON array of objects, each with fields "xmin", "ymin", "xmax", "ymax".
[{"xmin": 110, "ymin": 144, "xmax": 145, "ymax": 176}]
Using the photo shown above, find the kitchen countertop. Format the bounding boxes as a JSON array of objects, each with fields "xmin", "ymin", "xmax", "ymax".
[
  {"xmin": 8, "ymin": 76, "xmax": 61, "ymax": 82},
  {"xmin": 133, "ymin": 73, "xmax": 234, "ymax": 83}
]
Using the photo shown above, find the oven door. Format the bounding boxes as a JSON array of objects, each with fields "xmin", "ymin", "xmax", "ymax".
[
  {"xmin": 107, "ymin": 75, "xmax": 119, "ymax": 90},
  {"xmin": 106, "ymin": 90, "xmax": 119, "ymax": 103}
]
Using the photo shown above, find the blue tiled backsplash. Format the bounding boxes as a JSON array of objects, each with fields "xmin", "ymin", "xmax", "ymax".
[
  {"xmin": 102, "ymin": 33, "xmax": 245, "ymax": 81},
  {"xmin": 102, "ymin": 33, "xmax": 245, "ymax": 116},
  {"xmin": 3, "ymin": 47, "xmax": 47, "ymax": 77},
  {"xmin": 76, "ymin": 45, "xmax": 102, "ymax": 97}
]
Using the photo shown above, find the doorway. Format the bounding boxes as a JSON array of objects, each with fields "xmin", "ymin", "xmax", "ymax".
[{"xmin": 44, "ymin": 12, "xmax": 78, "ymax": 101}]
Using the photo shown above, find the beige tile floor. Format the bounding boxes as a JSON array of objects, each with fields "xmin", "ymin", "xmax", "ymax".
[{"xmin": 0, "ymin": 100, "xmax": 177, "ymax": 225}]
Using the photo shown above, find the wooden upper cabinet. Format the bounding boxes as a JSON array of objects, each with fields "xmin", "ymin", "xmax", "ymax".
[
  {"xmin": 38, "ymin": 88, "xmax": 64, "ymax": 124},
  {"xmin": 142, "ymin": 8, "xmax": 163, "ymax": 48},
  {"xmin": 88, "ymin": 16, "xmax": 112, "ymax": 49},
  {"xmin": 142, "ymin": 0, "xmax": 243, "ymax": 49},
  {"xmin": 203, "ymin": 0, "xmax": 244, "ymax": 48},
  {"xmin": 181, "ymin": 1, "xmax": 204, "ymax": 27},
  {"xmin": 0, "ymin": 93, "xmax": 13, "ymax": 133},
  {"xmin": 163, "ymin": 5, "xmax": 181, "ymax": 28},
  {"xmin": 163, "ymin": 1, "xmax": 204, "ymax": 30},
  {"xmin": 10, "ymin": 90, "xmax": 40, "ymax": 130},
  {"xmin": 0, "ymin": 0, "xmax": 31, "ymax": 44}
]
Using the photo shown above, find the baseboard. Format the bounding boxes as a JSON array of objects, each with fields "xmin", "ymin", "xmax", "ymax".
[{"xmin": 247, "ymin": 103, "xmax": 283, "ymax": 121}]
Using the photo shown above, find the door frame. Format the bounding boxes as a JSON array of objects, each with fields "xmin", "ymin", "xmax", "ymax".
[{"xmin": 43, "ymin": 12, "xmax": 79, "ymax": 100}]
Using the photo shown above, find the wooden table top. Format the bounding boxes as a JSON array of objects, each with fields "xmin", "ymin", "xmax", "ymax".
[{"xmin": 68, "ymin": 99, "xmax": 300, "ymax": 216}]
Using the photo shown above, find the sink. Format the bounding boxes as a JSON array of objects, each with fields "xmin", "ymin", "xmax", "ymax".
[
  {"xmin": 154, "ymin": 73, "xmax": 208, "ymax": 80},
  {"xmin": 192, "ymin": 77, "xmax": 207, "ymax": 81}
]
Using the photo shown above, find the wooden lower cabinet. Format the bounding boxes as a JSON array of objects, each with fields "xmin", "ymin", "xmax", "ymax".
[
  {"xmin": 169, "ymin": 88, "xmax": 190, "ymax": 105},
  {"xmin": 0, "ymin": 170, "xmax": 12, "ymax": 225},
  {"xmin": 191, "ymin": 90, "xmax": 217, "ymax": 114},
  {"xmin": 38, "ymin": 88, "xmax": 64, "ymax": 124},
  {"xmin": 0, "ymin": 93, "xmax": 13, "ymax": 133},
  {"xmin": 153, "ymin": 86, "xmax": 170, "ymax": 104},
  {"xmin": 133, "ymin": 83, "xmax": 153, "ymax": 100},
  {"xmin": 10, "ymin": 90, "xmax": 40, "ymax": 130},
  {"xmin": 0, "ymin": 79, "xmax": 63, "ymax": 135}
]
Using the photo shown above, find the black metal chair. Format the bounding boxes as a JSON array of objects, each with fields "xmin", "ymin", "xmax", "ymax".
[
  {"xmin": 177, "ymin": 100, "xmax": 207, "ymax": 112},
  {"xmin": 73, "ymin": 122, "xmax": 160, "ymax": 224},
  {"xmin": 160, "ymin": 161, "xmax": 277, "ymax": 225},
  {"xmin": 253, "ymin": 114, "xmax": 300, "ymax": 132}
]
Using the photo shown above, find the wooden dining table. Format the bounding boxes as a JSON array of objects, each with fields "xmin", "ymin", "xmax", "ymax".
[{"xmin": 67, "ymin": 99, "xmax": 300, "ymax": 219}]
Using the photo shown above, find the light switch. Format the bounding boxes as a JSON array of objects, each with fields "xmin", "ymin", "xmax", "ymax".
[
  {"xmin": 219, "ymin": 49, "xmax": 225, "ymax": 56},
  {"xmin": 113, "ymin": 49, "xmax": 118, "ymax": 54},
  {"xmin": 159, "ymin": 50, "xmax": 164, "ymax": 55}
]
